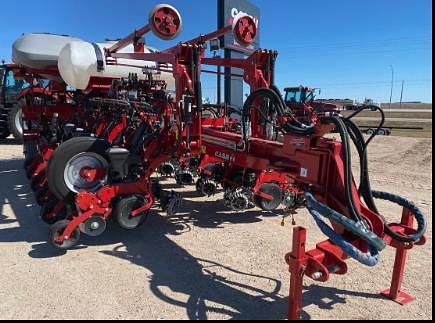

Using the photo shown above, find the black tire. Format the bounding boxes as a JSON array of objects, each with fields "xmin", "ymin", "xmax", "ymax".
[
  {"xmin": 26, "ymin": 162, "xmax": 39, "ymax": 179},
  {"xmin": 40, "ymin": 197, "xmax": 68, "ymax": 225},
  {"xmin": 31, "ymin": 171, "xmax": 46, "ymax": 191},
  {"xmin": 0, "ymin": 119, "xmax": 10, "ymax": 139},
  {"xmin": 47, "ymin": 137, "xmax": 110, "ymax": 201},
  {"xmin": 24, "ymin": 140, "xmax": 38, "ymax": 164},
  {"xmin": 35, "ymin": 184, "xmax": 50, "ymax": 206},
  {"xmin": 7, "ymin": 105, "xmax": 23, "ymax": 141},
  {"xmin": 254, "ymin": 183, "xmax": 283, "ymax": 211},
  {"xmin": 114, "ymin": 196, "xmax": 149, "ymax": 230},
  {"xmin": 49, "ymin": 220, "xmax": 80, "ymax": 250},
  {"xmin": 0, "ymin": 130, "xmax": 10, "ymax": 139},
  {"xmin": 24, "ymin": 157, "xmax": 34, "ymax": 170}
]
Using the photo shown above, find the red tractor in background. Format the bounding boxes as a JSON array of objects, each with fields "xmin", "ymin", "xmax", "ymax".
[
  {"xmin": 0, "ymin": 63, "xmax": 29, "ymax": 139},
  {"xmin": 284, "ymin": 86, "xmax": 341, "ymax": 117}
]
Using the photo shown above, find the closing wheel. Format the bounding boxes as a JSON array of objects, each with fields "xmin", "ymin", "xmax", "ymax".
[
  {"xmin": 159, "ymin": 162, "xmax": 175, "ymax": 177},
  {"xmin": 176, "ymin": 170, "xmax": 195, "ymax": 186},
  {"xmin": 47, "ymin": 137, "xmax": 110, "ymax": 201},
  {"xmin": 196, "ymin": 178, "xmax": 218, "ymax": 197},
  {"xmin": 40, "ymin": 197, "xmax": 68, "ymax": 225},
  {"xmin": 231, "ymin": 194, "xmax": 250, "ymax": 211},
  {"xmin": 80, "ymin": 216, "xmax": 107, "ymax": 237},
  {"xmin": 149, "ymin": 4, "xmax": 182, "ymax": 40},
  {"xmin": 255, "ymin": 183, "xmax": 283, "ymax": 211},
  {"xmin": 115, "ymin": 196, "xmax": 149, "ymax": 230},
  {"xmin": 49, "ymin": 220, "xmax": 81, "ymax": 250}
]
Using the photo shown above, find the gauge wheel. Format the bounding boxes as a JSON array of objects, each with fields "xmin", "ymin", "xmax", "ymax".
[{"xmin": 47, "ymin": 137, "xmax": 110, "ymax": 201}]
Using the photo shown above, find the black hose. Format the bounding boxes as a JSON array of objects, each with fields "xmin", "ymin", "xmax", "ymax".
[
  {"xmin": 345, "ymin": 105, "xmax": 386, "ymax": 148},
  {"xmin": 326, "ymin": 116, "xmax": 363, "ymax": 223},
  {"xmin": 242, "ymin": 88, "xmax": 314, "ymax": 143},
  {"xmin": 345, "ymin": 119, "xmax": 379, "ymax": 212},
  {"xmin": 270, "ymin": 85, "xmax": 315, "ymax": 131},
  {"xmin": 344, "ymin": 117, "xmax": 427, "ymax": 243},
  {"xmin": 371, "ymin": 190, "xmax": 427, "ymax": 243}
]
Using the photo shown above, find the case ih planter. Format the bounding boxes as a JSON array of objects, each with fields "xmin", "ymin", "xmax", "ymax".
[{"xmin": 12, "ymin": 4, "xmax": 427, "ymax": 320}]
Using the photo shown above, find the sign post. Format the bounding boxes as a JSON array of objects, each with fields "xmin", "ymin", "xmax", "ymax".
[{"xmin": 217, "ymin": 0, "xmax": 260, "ymax": 108}]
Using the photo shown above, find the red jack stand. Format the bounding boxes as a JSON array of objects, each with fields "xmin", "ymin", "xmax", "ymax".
[
  {"xmin": 286, "ymin": 227, "xmax": 307, "ymax": 320},
  {"xmin": 381, "ymin": 208, "xmax": 426, "ymax": 305},
  {"xmin": 286, "ymin": 207, "xmax": 427, "ymax": 319}
]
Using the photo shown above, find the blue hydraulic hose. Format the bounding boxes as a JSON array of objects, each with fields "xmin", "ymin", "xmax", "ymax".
[
  {"xmin": 306, "ymin": 207, "xmax": 380, "ymax": 267},
  {"xmin": 305, "ymin": 193, "xmax": 381, "ymax": 267}
]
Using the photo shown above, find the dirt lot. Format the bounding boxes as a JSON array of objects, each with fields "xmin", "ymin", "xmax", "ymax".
[{"xmin": 0, "ymin": 136, "xmax": 432, "ymax": 320}]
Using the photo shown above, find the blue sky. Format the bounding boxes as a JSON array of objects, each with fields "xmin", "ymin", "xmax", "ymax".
[{"xmin": 1, "ymin": 0, "xmax": 432, "ymax": 102}]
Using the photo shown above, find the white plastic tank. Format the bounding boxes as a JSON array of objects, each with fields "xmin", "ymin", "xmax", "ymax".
[
  {"xmin": 58, "ymin": 41, "xmax": 175, "ymax": 90},
  {"xmin": 13, "ymin": 33, "xmax": 81, "ymax": 70},
  {"xmin": 12, "ymin": 33, "xmax": 175, "ymax": 90}
]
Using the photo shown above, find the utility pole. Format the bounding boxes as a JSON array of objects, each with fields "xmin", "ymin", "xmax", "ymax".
[
  {"xmin": 400, "ymin": 80, "xmax": 405, "ymax": 108},
  {"xmin": 389, "ymin": 65, "xmax": 394, "ymax": 109}
]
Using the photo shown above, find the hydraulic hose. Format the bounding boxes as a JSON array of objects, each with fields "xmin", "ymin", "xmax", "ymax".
[
  {"xmin": 242, "ymin": 88, "xmax": 314, "ymax": 143},
  {"xmin": 344, "ymin": 116, "xmax": 427, "ymax": 243},
  {"xmin": 371, "ymin": 190, "xmax": 427, "ymax": 243},
  {"xmin": 345, "ymin": 105, "xmax": 386, "ymax": 148},
  {"xmin": 270, "ymin": 85, "xmax": 315, "ymax": 131},
  {"xmin": 305, "ymin": 192, "xmax": 386, "ymax": 252},
  {"xmin": 326, "ymin": 116, "xmax": 364, "ymax": 223},
  {"xmin": 345, "ymin": 119, "xmax": 378, "ymax": 212},
  {"xmin": 308, "ymin": 209, "xmax": 380, "ymax": 267},
  {"xmin": 306, "ymin": 193, "xmax": 380, "ymax": 267}
]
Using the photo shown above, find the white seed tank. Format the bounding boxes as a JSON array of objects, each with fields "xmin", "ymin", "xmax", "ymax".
[
  {"xmin": 58, "ymin": 41, "xmax": 175, "ymax": 90},
  {"xmin": 12, "ymin": 33, "xmax": 175, "ymax": 90}
]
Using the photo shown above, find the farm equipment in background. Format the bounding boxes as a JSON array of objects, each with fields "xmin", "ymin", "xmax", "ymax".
[
  {"xmin": 0, "ymin": 63, "xmax": 30, "ymax": 139},
  {"xmin": 344, "ymin": 98, "xmax": 382, "ymax": 111},
  {"xmin": 284, "ymin": 86, "xmax": 340, "ymax": 115},
  {"xmin": 11, "ymin": 3, "xmax": 428, "ymax": 320}
]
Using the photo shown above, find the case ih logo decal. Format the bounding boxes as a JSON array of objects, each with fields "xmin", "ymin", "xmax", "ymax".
[
  {"xmin": 228, "ymin": 8, "xmax": 259, "ymax": 26},
  {"xmin": 215, "ymin": 151, "xmax": 236, "ymax": 163}
]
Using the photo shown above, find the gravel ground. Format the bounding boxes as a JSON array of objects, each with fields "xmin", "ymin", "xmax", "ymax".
[{"xmin": 0, "ymin": 136, "xmax": 432, "ymax": 320}]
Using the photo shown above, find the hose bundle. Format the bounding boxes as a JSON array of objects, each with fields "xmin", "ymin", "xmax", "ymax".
[
  {"xmin": 304, "ymin": 106, "xmax": 427, "ymax": 266},
  {"xmin": 344, "ymin": 107, "xmax": 427, "ymax": 243},
  {"xmin": 306, "ymin": 193, "xmax": 380, "ymax": 267},
  {"xmin": 241, "ymin": 88, "xmax": 315, "ymax": 143}
]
